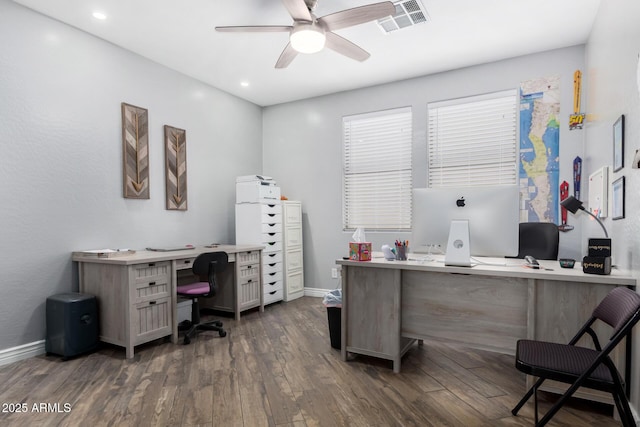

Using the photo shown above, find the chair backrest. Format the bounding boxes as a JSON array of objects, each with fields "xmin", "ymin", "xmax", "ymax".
[
  {"xmin": 516, "ymin": 222, "xmax": 559, "ymax": 260},
  {"xmin": 192, "ymin": 252, "xmax": 228, "ymax": 295},
  {"xmin": 593, "ymin": 287, "xmax": 640, "ymax": 339}
]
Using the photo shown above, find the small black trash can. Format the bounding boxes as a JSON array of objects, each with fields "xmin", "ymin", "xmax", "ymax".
[
  {"xmin": 46, "ymin": 292, "xmax": 99, "ymax": 359},
  {"xmin": 323, "ymin": 289, "xmax": 342, "ymax": 350},
  {"xmin": 326, "ymin": 306, "xmax": 341, "ymax": 350}
]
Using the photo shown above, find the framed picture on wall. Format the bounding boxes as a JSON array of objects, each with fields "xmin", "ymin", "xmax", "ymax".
[
  {"xmin": 612, "ymin": 176, "xmax": 625, "ymax": 220},
  {"xmin": 613, "ymin": 114, "xmax": 625, "ymax": 172}
]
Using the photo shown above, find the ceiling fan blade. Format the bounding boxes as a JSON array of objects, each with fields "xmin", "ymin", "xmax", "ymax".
[
  {"xmin": 215, "ymin": 25, "xmax": 292, "ymax": 33},
  {"xmin": 319, "ymin": 1, "xmax": 395, "ymax": 31},
  {"xmin": 282, "ymin": 0, "xmax": 312, "ymax": 22},
  {"xmin": 324, "ymin": 32, "xmax": 370, "ymax": 62},
  {"xmin": 275, "ymin": 43, "xmax": 298, "ymax": 68}
]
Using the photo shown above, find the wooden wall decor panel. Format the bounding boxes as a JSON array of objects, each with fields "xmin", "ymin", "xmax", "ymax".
[
  {"xmin": 121, "ymin": 103, "xmax": 150, "ymax": 199},
  {"xmin": 164, "ymin": 125, "xmax": 187, "ymax": 210}
]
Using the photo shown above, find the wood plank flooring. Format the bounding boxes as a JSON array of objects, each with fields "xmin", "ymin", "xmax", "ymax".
[{"xmin": 0, "ymin": 297, "xmax": 622, "ymax": 426}]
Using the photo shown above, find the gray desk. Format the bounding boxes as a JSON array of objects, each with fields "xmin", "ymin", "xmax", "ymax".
[
  {"xmin": 73, "ymin": 245, "xmax": 263, "ymax": 358},
  {"xmin": 337, "ymin": 254, "xmax": 636, "ymax": 404}
]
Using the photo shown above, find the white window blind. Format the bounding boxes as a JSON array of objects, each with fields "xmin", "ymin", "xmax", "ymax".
[
  {"xmin": 427, "ymin": 90, "xmax": 517, "ymax": 188},
  {"xmin": 343, "ymin": 107, "xmax": 412, "ymax": 230}
]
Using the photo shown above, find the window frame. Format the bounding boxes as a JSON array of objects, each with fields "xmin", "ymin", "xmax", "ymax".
[{"xmin": 342, "ymin": 106, "xmax": 413, "ymax": 231}]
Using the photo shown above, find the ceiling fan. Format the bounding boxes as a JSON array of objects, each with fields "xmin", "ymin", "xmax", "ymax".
[{"xmin": 215, "ymin": 0, "xmax": 396, "ymax": 68}]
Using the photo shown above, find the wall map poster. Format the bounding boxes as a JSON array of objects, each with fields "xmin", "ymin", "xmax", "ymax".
[{"xmin": 519, "ymin": 75, "xmax": 560, "ymax": 223}]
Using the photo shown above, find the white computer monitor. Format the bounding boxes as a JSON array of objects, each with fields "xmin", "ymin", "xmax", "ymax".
[{"xmin": 412, "ymin": 185, "xmax": 520, "ymax": 261}]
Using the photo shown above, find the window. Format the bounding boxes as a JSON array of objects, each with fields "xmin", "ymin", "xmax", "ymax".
[
  {"xmin": 427, "ymin": 90, "xmax": 517, "ymax": 188},
  {"xmin": 343, "ymin": 107, "xmax": 412, "ymax": 230}
]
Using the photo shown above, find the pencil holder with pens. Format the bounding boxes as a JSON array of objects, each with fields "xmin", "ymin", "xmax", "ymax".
[{"xmin": 395, "ymin": 240, "xmax": 408, "ymax": 260}]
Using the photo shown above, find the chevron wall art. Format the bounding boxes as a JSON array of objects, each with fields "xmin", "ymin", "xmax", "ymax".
[
  {"xmin": 164, "ymin": 125, "xmax": 188, "ymax": 210},
  {"xmin": 121, "ymin": 103, "xmax": 150, "ymax": 199}
]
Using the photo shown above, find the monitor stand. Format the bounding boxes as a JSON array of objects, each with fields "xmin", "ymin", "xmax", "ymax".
[{"xmin": 445, "ymin": 220, "xmax": 471, "ymax": 267}]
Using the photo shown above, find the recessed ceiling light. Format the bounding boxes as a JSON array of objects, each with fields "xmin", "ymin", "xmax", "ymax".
[
  {"xmin": 240, "ymin": 81, "xmax": 250, "ymax": 87},
  {"xmin": 92, "ymin": 11, "xmax": 107, "ymax": 20}
]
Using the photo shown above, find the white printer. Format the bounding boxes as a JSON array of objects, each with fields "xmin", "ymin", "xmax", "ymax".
[{"xmin": 236, "ymin": 175, "xmax": 281, "ymax": 203}]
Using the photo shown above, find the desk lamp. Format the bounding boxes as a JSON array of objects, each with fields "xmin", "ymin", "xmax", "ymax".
[{"xmin": 560, "ymin": 196, "xmax": 611, "ymax": 274}]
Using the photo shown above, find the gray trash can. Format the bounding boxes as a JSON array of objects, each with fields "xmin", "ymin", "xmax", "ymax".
[{"xmin": 46, "ymin": 293, "xmax": 99, "ymax": 359}]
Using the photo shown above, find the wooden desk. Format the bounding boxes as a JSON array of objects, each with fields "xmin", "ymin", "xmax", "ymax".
[
  {"xmin": 73, "ymin": 245, "xmax": 263, "ymax": 358},
  {"xmin": 337, "ymin": 254, "xmax": 636, "ymax": 403}
]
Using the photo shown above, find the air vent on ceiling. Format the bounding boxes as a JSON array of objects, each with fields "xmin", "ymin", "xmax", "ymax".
[{"xmin": 377, "ymin": 0, "xmax": 429, "ymax": 33}]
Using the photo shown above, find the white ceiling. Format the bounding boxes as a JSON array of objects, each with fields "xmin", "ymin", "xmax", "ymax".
[{"xmin": 13, "ymin": 0, "xmax": 600, "ymax": 106}]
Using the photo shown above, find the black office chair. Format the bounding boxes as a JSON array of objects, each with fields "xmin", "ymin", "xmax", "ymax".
[
  {"xmin": 177, "ymin": 252, "xmax": 228, "ymax": 344},
  {"xmin": 511, "ymin": 286, "xmax": 640, "ymax": 426},
  {"xmin": 516, "ymin": 222, "xmax": 559, "ymax": 260}
]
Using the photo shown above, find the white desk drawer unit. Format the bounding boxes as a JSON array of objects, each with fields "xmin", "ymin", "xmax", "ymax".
[
  {"xmin": 236, "ymin": 196, "xmax": 284, "ymax": 306},
  {"xmin": 282, "ymin": 201, "xmax": 304, "ymax": 301}
]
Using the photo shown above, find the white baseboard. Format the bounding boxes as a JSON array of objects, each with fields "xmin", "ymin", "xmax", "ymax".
[{"xmin": 0, "ymin": 340, "xmax": 46, "ymax": 367}]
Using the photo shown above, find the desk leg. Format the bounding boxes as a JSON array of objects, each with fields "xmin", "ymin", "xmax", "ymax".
[
  {"xmin": 341, "ymin": 266, "xmax": 347, "ymax": 362},
  {"xmin": 170, "ymin": 261, "xmax": 179, "ymax": 344}
]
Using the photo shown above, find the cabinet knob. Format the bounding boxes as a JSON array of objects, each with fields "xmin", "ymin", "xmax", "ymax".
[
  {"xmin": 149, "ymin": 301, "xmax": 156, "ymax": 305},
  {"xmin": 149, "ymin": 281, "xmax": 156, "ymax": 286}
]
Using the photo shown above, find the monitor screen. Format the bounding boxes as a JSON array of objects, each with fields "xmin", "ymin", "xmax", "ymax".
[{"xmin": 412, "ymin": 185, "xmax": 520, "ymax": 258}]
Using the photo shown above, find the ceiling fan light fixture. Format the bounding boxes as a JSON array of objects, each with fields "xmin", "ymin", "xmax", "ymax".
[{"xmin": 290, "ymin": 23, "xmax": 326, "ymax": 54}]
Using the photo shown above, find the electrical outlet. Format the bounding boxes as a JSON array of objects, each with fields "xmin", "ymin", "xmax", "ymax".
[{"xmin": 331, "ymin": 268, "xmax": 338, "ymax": 279}]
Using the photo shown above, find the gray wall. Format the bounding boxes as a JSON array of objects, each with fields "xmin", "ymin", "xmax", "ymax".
[
  {"xmin": 583, "ymin": 0, "xmax": 640, "ymax": 410},
  {"xmin": 0, "ymin": 0, "xmax": 263, "ymax": 350},
  {"xmin": 263, "ymin": 46, "xmax": 586, "ymax": 291}
]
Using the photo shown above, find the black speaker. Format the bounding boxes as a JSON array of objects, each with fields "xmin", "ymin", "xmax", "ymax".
[{"xmin": 46, "ymin": 293, "xmax": 99, "ymax": 359}]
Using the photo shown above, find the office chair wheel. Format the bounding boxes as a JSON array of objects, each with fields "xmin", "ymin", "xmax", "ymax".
[
  {"xmin": 183, "ymin": 336, "xmax": 191, "ymax": 345},
  {"xmin": 219, "ymin": 330, "xmax": 227, "ymax": 337}
]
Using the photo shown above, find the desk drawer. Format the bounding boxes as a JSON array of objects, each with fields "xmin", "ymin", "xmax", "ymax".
[
  {"xmin": 238, "ymin": 263, "xmax": 260, "ymax": 282},
  {"xmin": 133, "ymin": 297, "xmax": 172, "ymax": 343},
  {"xmin": 132, "ymin": 261, "xmax": 171, "ymax": 283},
  {"xmin": 263, "ymin": 251, "xmax": 283, "ymax": 264},
  {"xmin": 263, "ymin": 241, "xmax": 282, "ymax": 253},
  {"xmin": 261, "ymin": 203, "xmax": 282, "ymax": 216},
  {"xmin": 264, "ymin": 287, "xmax": 283, "ymax": 305},
  {"xmin": 286, "ymin": 271, "xmax": 304, "ymax": 294},
  {"xmin": 263, "ymin": 261, "xmax": 282, "ymax": 275},
  {"xmin": 174, "ymin": 257, "xmax": 195, "ymax": 270},
  {"xmin": 237, "ymin": 250, "xmax": 261, "ymax": 266},
  {"xmin": 239, "ymin": 276, "xmax": 261, "ymax": 310},
  {"xmin": 285, "ymin": 249, "xmax": 303, "ymax": 272},
  {"xmin": 263, "ymin": 270, "xmax": 283, "ymax": 284},
  {"xmin": 134, "ymin": 277, "xmax": 170, "ymax": 302},
  {"xmin": 284, "ymin": 227, "xmax": 302, "ymax": 247},
  {"xmin": 261, "ymin": 231, "xmax": 282, "ymax": 243},
  {"xmin": 131, "ymin": 262, "xmax": 171, "ymax": 302},
  {"xmin": 262, "ymin": 222, "xmax": 282, "ymax": 233}
]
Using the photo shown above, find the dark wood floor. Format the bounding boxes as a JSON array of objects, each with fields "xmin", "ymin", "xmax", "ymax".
[{"xmin": 0, "ymin": 297, "xmax": 621, "ymax": 426}]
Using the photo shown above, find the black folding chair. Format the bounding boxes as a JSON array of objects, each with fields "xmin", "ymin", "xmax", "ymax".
[{"xmin": 511, "ymin": 286, "xmax": 640, "ymax": 426}]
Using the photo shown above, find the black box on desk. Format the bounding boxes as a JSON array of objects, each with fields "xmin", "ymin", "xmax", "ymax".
[
  {"xmin": 588, "ymin": 238, "xmax": 611, "ymax": 257},
  {"xmin": 582, "ymin": 256, "xmax": 611, "ymax": 275},
  {"xmin": 46, "ymin": 293, "xmax": 99, "ymax": 359}
]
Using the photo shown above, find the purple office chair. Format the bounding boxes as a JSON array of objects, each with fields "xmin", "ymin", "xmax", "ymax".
[
  {"xmin": 177, "ymin": 252, "xmax": 228, "ymax": 344},
  {"xmin": 512, "ymin": 286, "xmax": 640, "ymax": 426}
]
